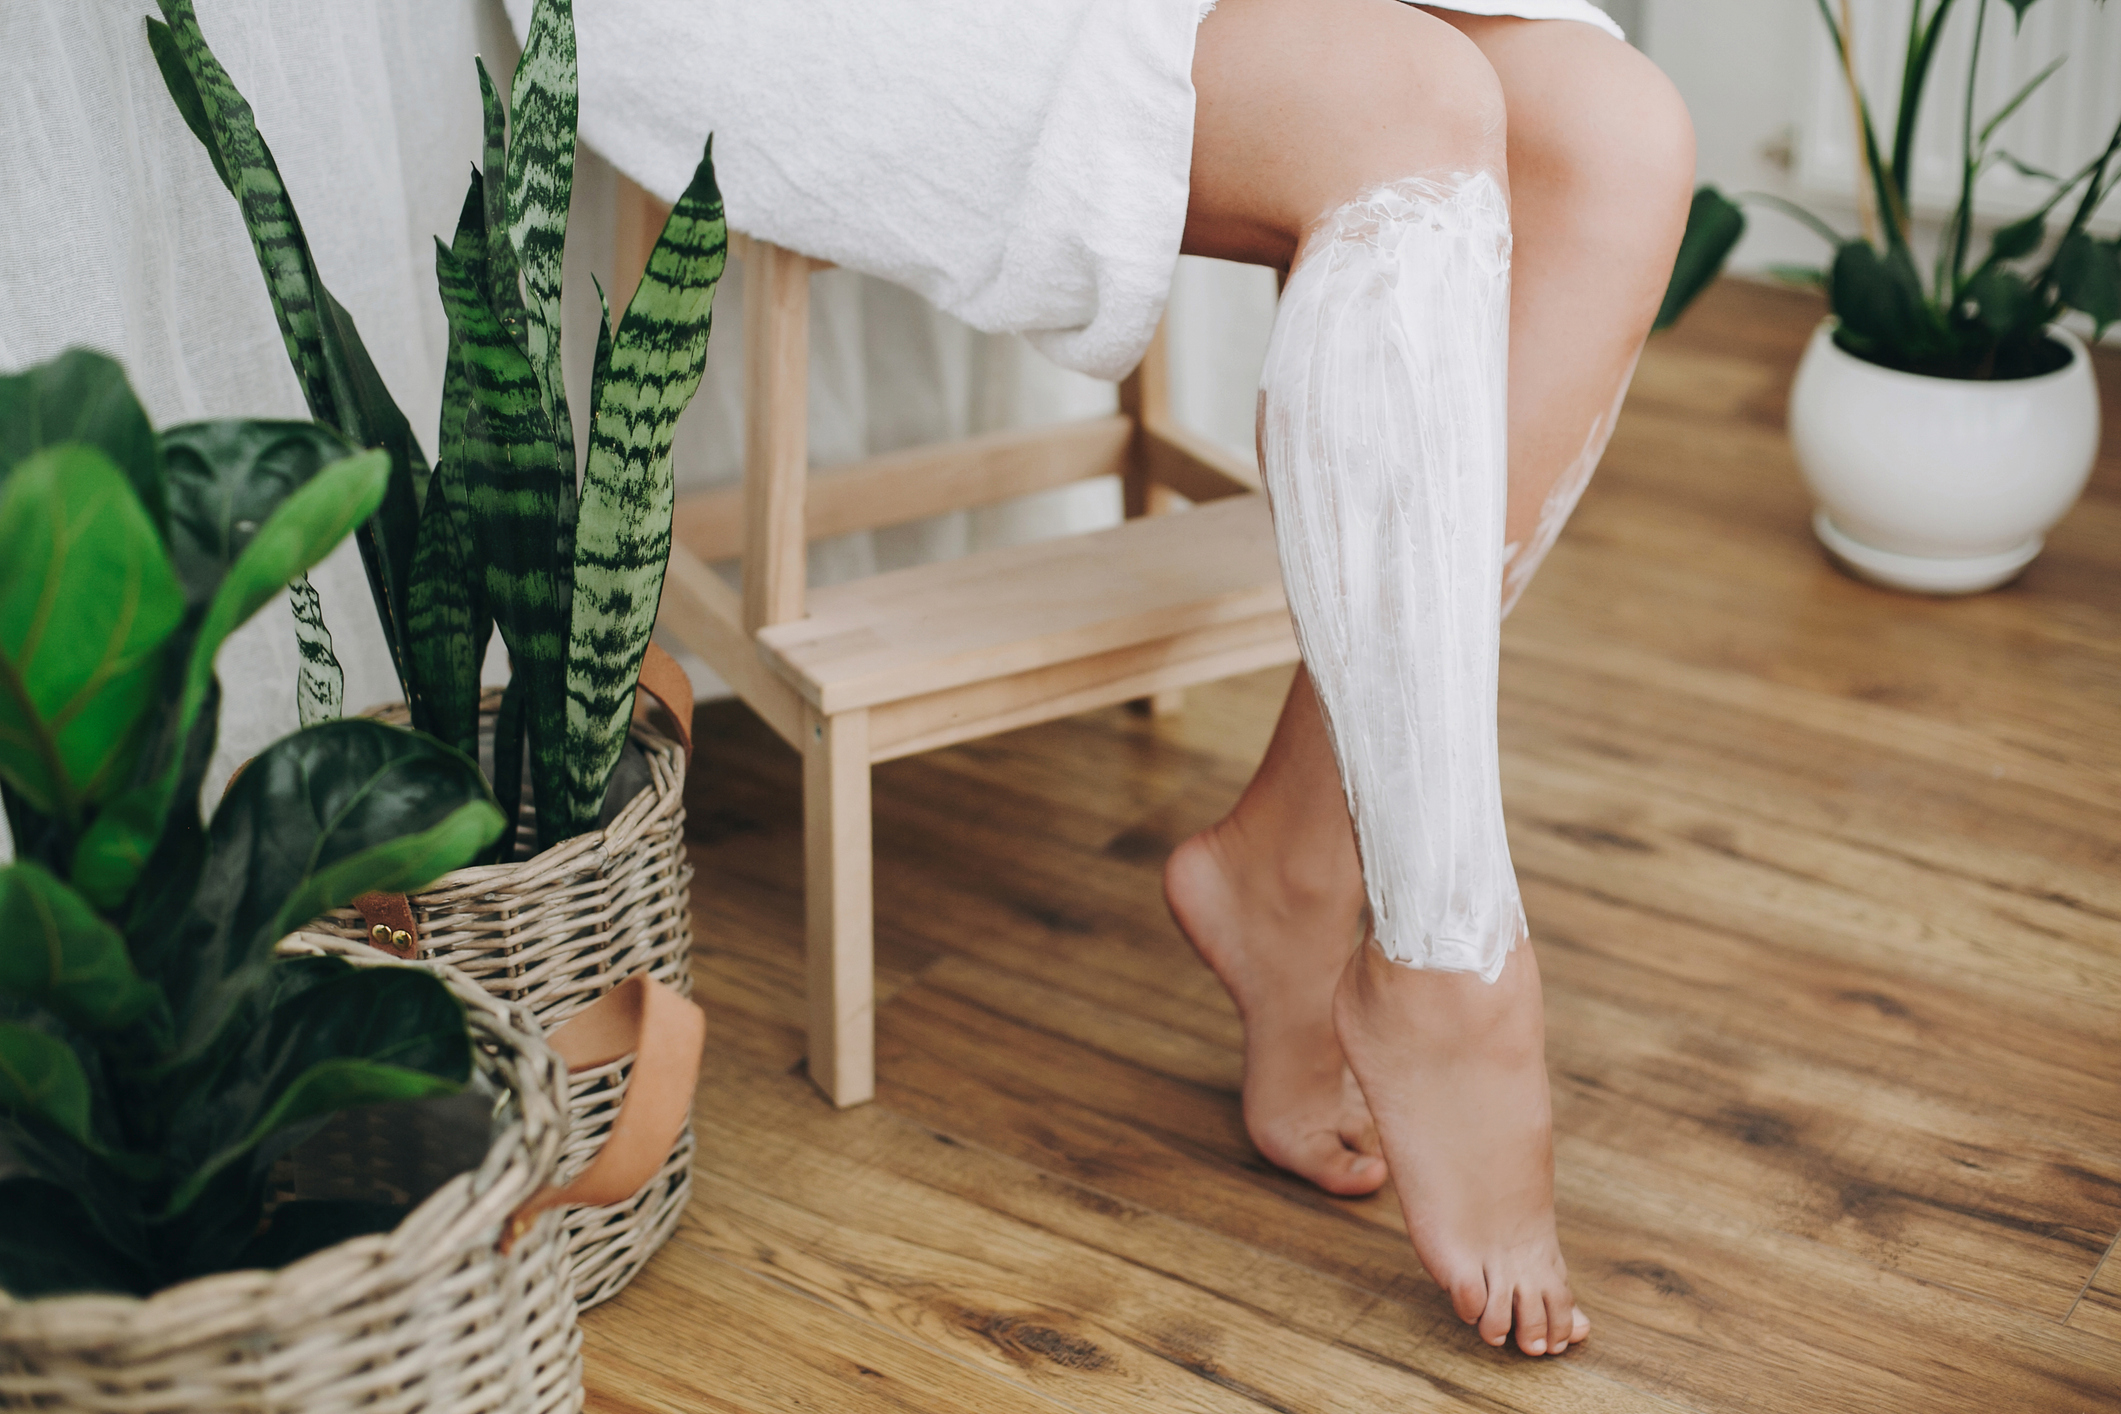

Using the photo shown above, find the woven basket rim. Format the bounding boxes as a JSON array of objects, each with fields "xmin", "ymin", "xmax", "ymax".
[
  {"xmin": 358, "ymin": 696, "xmax": 685, "ymax": 898},
  {"xmin": 0, "ymin": 937, "xmax": 565, "ymax": 1350}
]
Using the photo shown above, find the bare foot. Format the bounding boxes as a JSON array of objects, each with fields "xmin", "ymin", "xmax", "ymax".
[
  {"xmin": 1335, "ymin": 938, "xmax": 1589, "ymax": 1356},
  {"xmin": 1166, "ymin": 822, "xmax": 1387, "ymax": 1195}
]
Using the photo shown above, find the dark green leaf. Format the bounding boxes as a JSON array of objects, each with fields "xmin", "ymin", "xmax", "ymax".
[
  {"xmin": 163, "ymin": 963, "xmax": 468, "ymax": 1216},
  {"xmin": 315, "ymin": 286, "xmax": 428, "ymax": 693},
  {"xmin": 152, "ymin": 719, "xmax": 501, "ymax": 1058},
  {"xmin": 0, "ymin": 350, "xmax": 163, "ymax": 533},
  {"xmin": 1964, "ymin": 265, "xmax": 2043, "ymax": 341},
  {"xmin": 157, "ymin": 419, "xmax": 360, "ymax": 607},
  {"xmin": 1830, "ymin": 239, "xmax": 1936, "ymax": 354},
  {"xmin": 0, "ymin": 1177, "xmax": 151, "ymax": 1297},
  {"xmin": 1979, "ymin": 57, "xmax": 2064, "ymax": 149},
  {"xmin": 289, "ymin": 575, "xmax": 343, "ymax": 726},
  {"xmin": 0, "ymin": 862, "xmax": 162, "ymax": 1035},
  {"xmin": 71, "ymin": 450, "xmax": 391, "ymax": 909},
  {"xmin": 1655, "ymin": 186, "xmax": 1746, "ymax": 332},
  {"xmin": 2054, "ymin": 231, "xmax": 2121, "ymax": 338},
  {"xmin": 0, "ymin": 1024, "xmax": 93, "ymax": 1142},
  {"xmin": 2001, "ymin": 0, "xmax": 2040, "ymax": 27},
  {"xmin": 0, "ymin": 447, "xmax": 185, "ymax": 826},
  {"xmin": 504, "ymin": 0, "xmax": 580, "ymax": 486},
  {"xmin": 434, "ymin": 239, "xmax": 575, "ymax": 849},
  {"xmin": 565, "ymin": 141, "xmax": 725, "ymax": 828},
  {"xmin": 1986, "ymin": 212, "xmax": 2044, "ymax": 264}
]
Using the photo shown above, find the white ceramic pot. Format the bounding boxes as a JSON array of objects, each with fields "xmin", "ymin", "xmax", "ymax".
[{"xmin": 1787, "ymin": 321, "xmax": 2100, "ymax": 594}]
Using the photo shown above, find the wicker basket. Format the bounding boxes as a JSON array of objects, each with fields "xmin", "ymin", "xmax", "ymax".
[
  {"xmin": 0, "ymin": 935, "xmax": 582, "ymax": 1414},
  {"xmin": 313, "ymin": 698, "xmax": 695, "ymax": 1310}
]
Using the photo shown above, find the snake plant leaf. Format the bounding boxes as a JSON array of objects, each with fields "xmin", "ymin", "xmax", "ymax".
[
  {"xmin": 1655, "ymin": 186, "xmax": 1746, "ymax": 332},
  {"xmin": 149, "ymin": 3, "xmax": 424, "ymax": 695},
  {"xmin": 289, "ymin": 576, "xmax": 344, "ymax": 727},
  {"xmin": 0, "ymin": 1177, "xmax": 152, "ymax": 1297},
  {"xmin": 144, "ymin": 17, "xmax": 232, "ymax": 195},
  {"xmin": 0, "ymin": 1024, "xmax": 94, "ymax": 1145},
  {"xmin": 477, "ymin": 59, "xmax": 528, "ymax": 350},
  {"xmin": 488, "ymin": 674, "xmax": 529, "ymax": 863},
  {"xmin": 435, "ymin": 240, "xmax": 576, "ymax": 848},
  {"xmin": 150, "ymin": 719, "xmax": 502, "ymax": 1060},
  {"xmin": 0, "ymin": 350, "xmax": 163, "ymax": 534},
  {"xmin": 405, "ymin": 177, "xmax": 496, "ymax": 758},
  {"xmin": 70, "ymin": 450, "xmax": 390, "ymax": 910},
  {"xmin": 565, "ymin": 142, "xmax": 725, "ymax": 827},
  {"xmin": 0, "ymin": 447, "xmax": 185, "ymax": 828},
  {"xmin": 0, "ymin": 863, "xmax": 163, "ymax": 1036},
  {"xmin": 505, "ymin": 0, "xmax": 580, "ymax": 486},
  {"xmin": 149, "ymin": 2, "xmax": 333, "ymax": 425},
  {"xmin": 161, "ymin": 960, "xmax": 469, "ymax": 1217}
]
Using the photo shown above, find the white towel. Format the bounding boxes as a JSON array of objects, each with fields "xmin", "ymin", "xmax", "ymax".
[
  {"xmin": 509, "ymin": 1, "xmax": 1624, "ymax": 382},
  {"xmin": 508, "ymin": 0, "xmax": 1202, "ymax": 381}
]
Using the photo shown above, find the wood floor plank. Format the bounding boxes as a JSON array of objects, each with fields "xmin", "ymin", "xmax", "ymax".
[
  {"xmin": 2070, "ymin": 1239, "xmax": 2121, "ymax": 1344},
  {"xmin": 681, "ymin": 1049, "xmax": 1687, "ymax": 1414},
  {"xmin": 580, "ymin": 1224, "xmax": 1072, "ymax": 1414}
]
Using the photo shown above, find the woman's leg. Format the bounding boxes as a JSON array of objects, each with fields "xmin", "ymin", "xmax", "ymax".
[{"xmin": 1167, "ymin": 0, "xmax": 1694, "ymax": 1356}]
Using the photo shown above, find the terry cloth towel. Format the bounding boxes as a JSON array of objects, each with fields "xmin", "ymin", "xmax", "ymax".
[{"xmin": 511, "ymin": 0, "xmax": 1622, "ymax": 381}]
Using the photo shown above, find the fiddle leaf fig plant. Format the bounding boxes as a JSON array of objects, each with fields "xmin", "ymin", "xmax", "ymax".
[
  {"xmin": 0, "ymin": 350, "xmax": 507, "ymax": 1297},
  {"xmin": 150, "ymin": 0, "xmax": 727, "ymax": 856},
  {"xmin": 1657, "ymin": 0, "xmax": 2121, "ymax": 379}
]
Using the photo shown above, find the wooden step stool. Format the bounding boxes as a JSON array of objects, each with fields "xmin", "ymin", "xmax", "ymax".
[{"xmin": 620, "ymin": 179, "xmax": 1298, "ymax": 1107}]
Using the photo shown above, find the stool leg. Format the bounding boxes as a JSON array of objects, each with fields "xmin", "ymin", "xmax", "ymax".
[
  {"xmin": 803, "ymin": 705, "xmax": 874, "ymax": 1107},
  {"xmin": 1120, "ymin": 319, "xmax": 1184, "ymax": 718}
]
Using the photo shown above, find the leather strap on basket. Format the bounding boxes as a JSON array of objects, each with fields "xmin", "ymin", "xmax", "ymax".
[
  {"xmin": 354, "ymin": 893, "xmax": 419, "ymax": 959},
  {"xmin": 503, "ymin": 973, "xmax": 707, "ymax": 1251},
  {"xmin": 633, "ymin": 641, "xmax": 694, "ymax": 761}
]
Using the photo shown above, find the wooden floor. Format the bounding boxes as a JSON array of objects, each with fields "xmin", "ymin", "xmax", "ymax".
[{"xmin": 589, "ymin": 281, "xmax": 2121, "ymax": 1414}]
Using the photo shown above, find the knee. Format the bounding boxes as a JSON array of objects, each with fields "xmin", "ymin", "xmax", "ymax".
[
  {"xmin": 1519, "ymin": 43, "xmax": 1696, "ymax": 241},
  {"xmin": 1333, "ymin": 12, "xmax": 1509, "ymax": 202}
]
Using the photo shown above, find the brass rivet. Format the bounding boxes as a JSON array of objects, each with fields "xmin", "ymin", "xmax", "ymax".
[
  {"xmin": 370, "ymin": 923, "xmax": 393, "ymax": 945},
  {"xmin": 390, "ymin": 929, "xmax": 413, "ymax": 950}
]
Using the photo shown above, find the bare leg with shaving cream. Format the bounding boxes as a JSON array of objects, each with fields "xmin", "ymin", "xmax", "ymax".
[{"xmin": 1167, "ymin": 0, "xmax": 1693, "ymax": 1356}]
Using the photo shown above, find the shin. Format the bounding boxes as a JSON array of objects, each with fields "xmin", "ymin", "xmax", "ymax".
[{"xmin": 1259, "ymin": 171, "xmax": 1523, "ymax": 983}]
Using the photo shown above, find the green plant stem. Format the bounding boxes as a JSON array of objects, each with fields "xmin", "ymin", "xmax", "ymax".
[
  {"xmin": 1892, "ymin": 0, "xmax": 1959, "ymax": 201},
  {"xmin": 1736, "ymin": 191, "xmax": 1848, "ymax": 248},
  {"xmin": 1947, "ymin": 0, "xmax": 1991, "ymax": 301},
  {"xmin": 1815, "ymin": 0, "xmax": 1914, "ymax": 252}
]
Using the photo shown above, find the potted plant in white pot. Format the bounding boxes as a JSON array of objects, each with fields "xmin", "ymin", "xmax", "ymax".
[
  {"xmin": 147, "ymin": 0, "xmax": 722, "ymax": 1307},
  {"xmin": 1659, "ymin": 0, "xmax": 2118, "ymax": 594}
]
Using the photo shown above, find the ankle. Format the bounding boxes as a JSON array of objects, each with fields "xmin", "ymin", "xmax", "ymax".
[{"xmin": 1202, "ymin": 812, "xmax": 1362, "ymax": 920}]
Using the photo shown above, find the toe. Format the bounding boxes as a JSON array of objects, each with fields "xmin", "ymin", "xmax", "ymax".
[
  {"xmin": 1570, "ymin": 1306, "xmax": 1591, "ymax": 1344},
  {"xmin": 1513, "ymin": 1285, "xmax": 1549, "ymax": 1356},
  {"xmin": 1445, "ymin": 1267, "xmax": 1488, "ymax": 1327},
  {"xmin": 1264, "ymin": 1127, "xmax": 1389, "ymax": 1196},
  {"xmin": 1542, "ymin": 1288, "xmax": 1574, "ymax": 1356},
  {"xmin": 1478, "ymin": 1272, "xmax": 1514, "ymax": 1347}
]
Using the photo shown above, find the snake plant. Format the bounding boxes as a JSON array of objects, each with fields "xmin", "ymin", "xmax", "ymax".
[
  {"xmin": 0, "ymin": 350, "xmax": 506, "ymax": 1296},
  {"xmin": 149, "ymin": 0, "xmax": 726, "ymax": 854},
  {"xmin": 1659, "ymin": 0, "xmax": 2120, "ymax": 380}
]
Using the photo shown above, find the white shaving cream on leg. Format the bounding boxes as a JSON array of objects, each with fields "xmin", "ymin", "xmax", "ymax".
[{"xmin": 1259, "ymin": 171, "xmax": 1523, "ymax": 982}]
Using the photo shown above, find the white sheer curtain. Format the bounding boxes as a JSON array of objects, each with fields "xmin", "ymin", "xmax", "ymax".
[{"xmin": 0, "ymin": 0, "xmax": 1277, "ymax": 862}]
